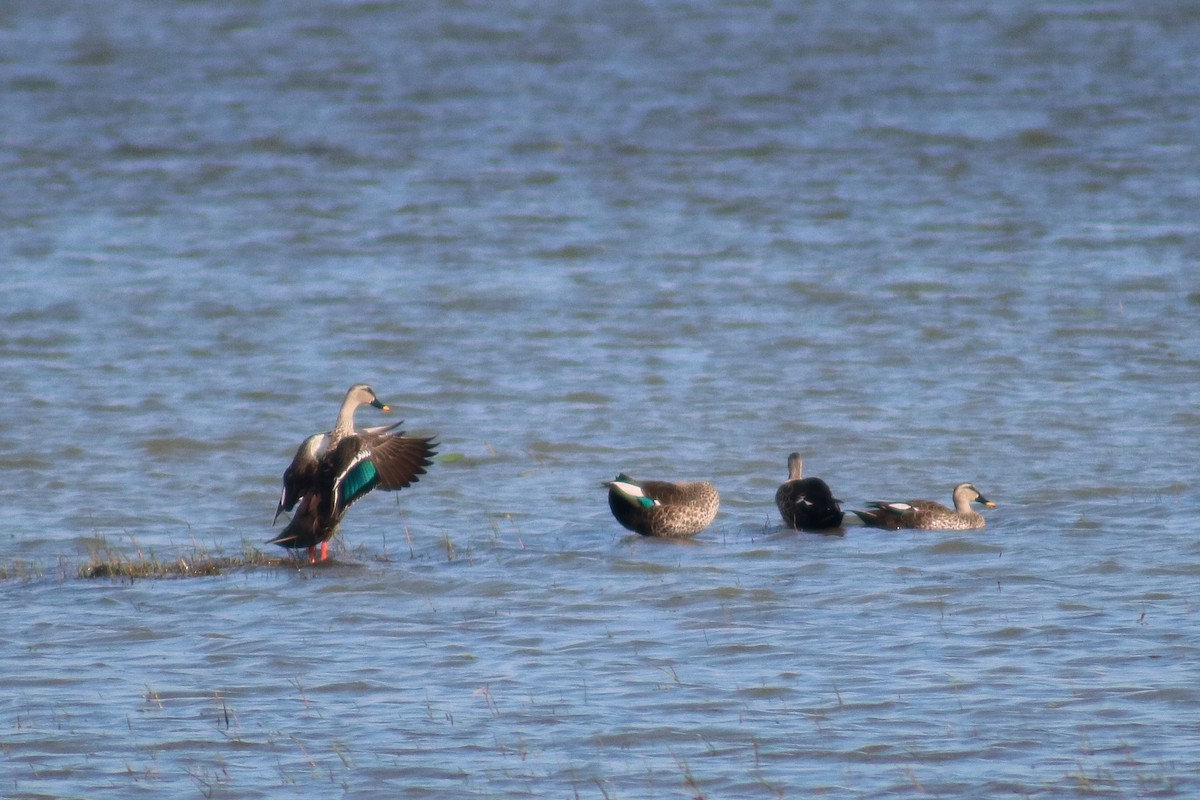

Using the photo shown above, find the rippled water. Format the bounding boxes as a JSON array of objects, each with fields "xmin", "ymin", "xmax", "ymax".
[{"xmin": 3, "ymin": 1, "xmax": 1199, "ymax": 797}]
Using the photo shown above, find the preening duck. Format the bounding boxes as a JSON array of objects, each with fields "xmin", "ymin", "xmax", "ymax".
[
  {"xmin": 774, "ymin": 452, "xmax": 843, "ymax": 531},
  {"xmin": 604, "ymin": 473, "xmax": 720, "ymax": 537},
  {"xmin": 270, "ymin": 384, "xmax": 436, "ymax": 561},
  {"xmin": 851, "ymin": 482, "xmax": 995, "ymax": 531}
]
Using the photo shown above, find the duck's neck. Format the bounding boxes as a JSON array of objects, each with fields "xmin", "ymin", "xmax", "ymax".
[
  {"xmin": 787, "ymin": 457, "xmax": 804, "ymax": 481},
  {"xmin": 330, "ymin": 396, "xmax": 362, "ymax": 441},
  {"xmin": 953, "ymin": 494, "xmax": 973, "ymax": 514}
]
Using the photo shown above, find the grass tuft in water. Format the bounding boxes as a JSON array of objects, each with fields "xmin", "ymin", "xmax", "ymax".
[
  {"xmin": 78, "ymin": 539, "xmax": 291, "ymax": 579},
  {"xmin": 0, "ymin": 559, "xmax": 44, "ymax": 581}
]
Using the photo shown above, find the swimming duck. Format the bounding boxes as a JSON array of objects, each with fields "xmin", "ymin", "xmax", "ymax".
[
  {"xmin": 851, "ymin": 483, "xmax": 995, "ymax": 530},
  {"xmin": 774, "ymin": 452, "xmax": 844, "ymax": 531},
  {"xmin": 604, "ymin": 473, "xmax": 720, "ymax": 537},
  {"xmin": 270, "ymin": 384, "xmax": 436, "ymax": 561}
]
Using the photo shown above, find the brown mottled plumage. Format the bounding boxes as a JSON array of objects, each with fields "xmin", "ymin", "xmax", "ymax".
[
  {"xmin": 852, "ymin": 483, "xmax": 995, "ymax": 531},
  {"xmin": 604, "ymin": 473, "xmax": 720, "ymax": 537}
]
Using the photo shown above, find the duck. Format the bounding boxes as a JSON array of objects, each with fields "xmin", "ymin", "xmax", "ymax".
[
  {"xmin": 270, "ymin": 384, "xmax": 437, "ymax": 561},
  {"xmin": 774, "ymin": 452, "xmax": 844, "ymax": 531},
  {"xmin": 851, "ymin": 483, "xmax": 995, "ymax": 531},
  {"xmin": 603, "ymin": 473, "xmax": 719, "ymax": 537}
]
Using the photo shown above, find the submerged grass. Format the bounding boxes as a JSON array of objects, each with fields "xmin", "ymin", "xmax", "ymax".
[
  {"xmin": 0, "ymin": 559, "xmax": 45, "ymax": 581},
  {"xmin": 76, "ymin": 537, "xmax": 293, "ymax": 580},
  {"xmin": 79, "ymin": 549, "xmax": 290, "ymax": 579},
  {"xmin": 0, "ymin": 533, "xmax": 377, "ymax": 582}
]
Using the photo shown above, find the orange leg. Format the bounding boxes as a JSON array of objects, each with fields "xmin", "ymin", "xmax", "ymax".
[
  {"xmin": 307, "ymin": 545, "xmax": 317, "ymax": 563},
  {"xmin": 319, "ymin": 540, "xmax": 330, "ymax": 561}
]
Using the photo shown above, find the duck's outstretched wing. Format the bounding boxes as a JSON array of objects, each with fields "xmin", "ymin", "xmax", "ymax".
[
  {"xmin": 323, "ymin": 430, "xmax": 437, "ymax": 515},
  {"xmin": 330, "ymin": 446, "xmax": 382, "ymax": 514},
  {"xmin": 363, "ymin": 430, "xmax": 437, "ymax": 491}
]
